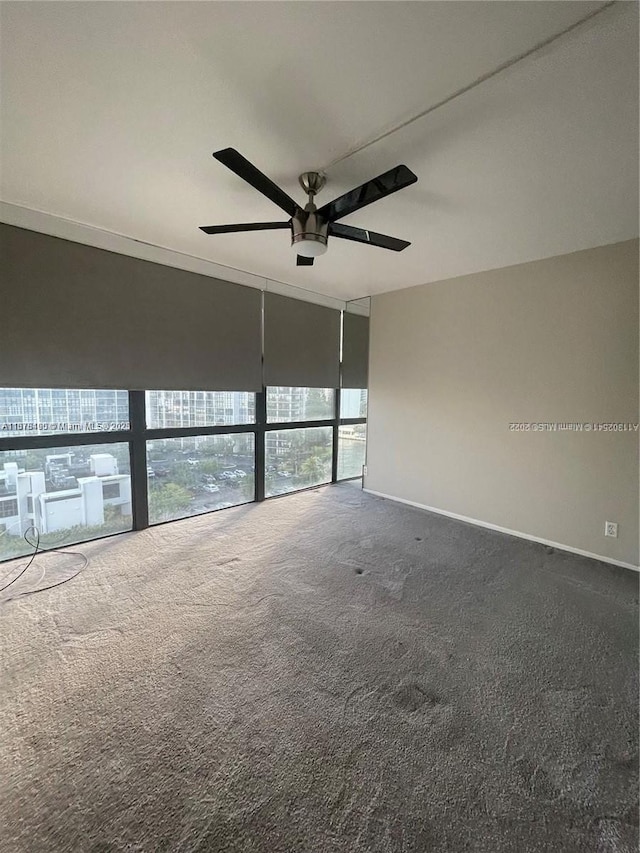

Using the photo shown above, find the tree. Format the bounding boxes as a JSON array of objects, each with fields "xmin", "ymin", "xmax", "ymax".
[
  {"xmin": 199, "ymin": 459, "xmax": 221, "ymax": 476},
  {"xmin": 169, "ymin": 462, "xmax": 199, "ymax": 489},
  {"xmin": 283, "ymin": 431, "xmax": 305, "ymax": 474},
  {"xmin": 151, "ymin": 483, "xmax": 192, "ymax": 520},
  {"xmin": 299, "ymin": 455, "xmax": 325, "ymax": 483},
  {"xmin": 220, "ymin": 437, "xmax": 236, "ymax": 455},
  {"xmin": 24, "ymin": 450, "xmax": 48, "ymax": 471},
  {"xmin": 104, "ymin": 504, "xmax": 123, "ymax": 524},
  {"xmin": 305, "ymin": 388, "xmax": 330, "ymax": 419},
  {"xmin": 237, "ymin": 477, "xmax": 255, "ymax": 501}
]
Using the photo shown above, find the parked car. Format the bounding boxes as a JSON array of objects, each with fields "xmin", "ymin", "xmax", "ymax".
[
  {"xmin": 203, "ymin": 483, "xmax": 220, "ymax": 493},
  {"xmin": 186, "ymin": 458, "xmax": 199, "ymax": 466},
  {"xmin": 233, "ymin": 470, "xmax": 247, "ymax": 479}
]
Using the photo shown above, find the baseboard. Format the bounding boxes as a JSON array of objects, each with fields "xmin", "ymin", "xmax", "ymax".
[{"xmin": 363, "ymin": 488, "xmax": 640, "ymax": 573}]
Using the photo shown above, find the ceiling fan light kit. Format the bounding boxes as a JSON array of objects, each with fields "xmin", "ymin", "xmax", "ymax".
[{"xmin": 200, "ymin": 148, "xmax": 417, "ymax": 266}]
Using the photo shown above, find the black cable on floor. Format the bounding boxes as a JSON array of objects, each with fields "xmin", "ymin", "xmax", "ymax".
[
  {"xmin": 0, "ymin": 525, "xmax": 89, "ymax": 602},
  {"xmin": 0, "ymin": 525, "xmax": 40, "ymax": 593}
]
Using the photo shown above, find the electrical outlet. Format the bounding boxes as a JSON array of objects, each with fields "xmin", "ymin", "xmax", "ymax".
[
  {"xmin": 363, "ymin": 465, "xmax": 368, "ymax": 476},
  {"xmin": 605, "ymin": 521, "xmax": 618, "ymax": 538}
]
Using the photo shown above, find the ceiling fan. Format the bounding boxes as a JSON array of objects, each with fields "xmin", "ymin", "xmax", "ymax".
[{"xmin": 200, "ymin": 148, "xmax": 418, "ymax": 266}]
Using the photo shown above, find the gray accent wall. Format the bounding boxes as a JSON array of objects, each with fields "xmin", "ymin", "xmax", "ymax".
[{"xmin": 366, "ymin": 239, "xmax": 639, "ymax": 567}]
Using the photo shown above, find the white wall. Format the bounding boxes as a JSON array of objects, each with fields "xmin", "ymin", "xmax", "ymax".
[
  {"xmin": 42, "ymin": 495, "xmax": 84, "ymax": 533},
  {"xmin": 366, "ymin": 240, "xmax": 639, "ymax": 568}
]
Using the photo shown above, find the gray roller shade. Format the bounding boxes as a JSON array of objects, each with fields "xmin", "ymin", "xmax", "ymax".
[
  {"xmin": 342, "ymin": 312, "xmax": 369, "ymax": 388},
  {"xmin": 263, "ymin": 292, "xmax": 340, "ymax": 388},
  {"xmin": 0, "ymin": 224, "xmax": 262, "ymax": 391}
]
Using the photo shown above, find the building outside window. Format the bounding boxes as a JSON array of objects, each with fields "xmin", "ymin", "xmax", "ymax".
[
  {"xmin": 145, "ymin": 390, "xmax": 255, "ymax": 429},
  {"xmin": 0, "ymin": 388, "xmax": 130, "ymax": 437},
  {"xmin": 0, "ymin": 444, "xmax": 132, "ymax": 561}
]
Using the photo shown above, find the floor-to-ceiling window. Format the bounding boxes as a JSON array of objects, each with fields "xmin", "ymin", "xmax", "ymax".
[{"xmin": 0, "ymin": 382, "xmax": 367, "ymax": 562}]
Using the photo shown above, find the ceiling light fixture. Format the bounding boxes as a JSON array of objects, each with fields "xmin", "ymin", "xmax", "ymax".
[{"xmin": 293, "ymin": 235, "xmax": 328, "ymax": 258}]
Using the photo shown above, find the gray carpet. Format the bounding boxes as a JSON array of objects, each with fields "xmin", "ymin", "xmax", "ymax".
[{"xmin": 1, "ymin": 482, "xmax": 638, "ymax": 853}]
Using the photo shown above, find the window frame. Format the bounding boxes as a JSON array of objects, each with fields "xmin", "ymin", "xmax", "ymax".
[{"xmin": 0, "ymin": 370, "xmax": 367, "ymax": 558}]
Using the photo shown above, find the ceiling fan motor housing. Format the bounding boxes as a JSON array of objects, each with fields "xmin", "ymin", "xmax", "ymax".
[{"xmin": 291, "ymin": 207, "xmax": 328, "ymax": 253}]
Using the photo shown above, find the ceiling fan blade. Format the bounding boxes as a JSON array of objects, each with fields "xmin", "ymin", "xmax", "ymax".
[
  {"xmin": 213, "ymin": 148, "xmax": 299, "ymax": 218},
  {"xmin": 199, "ymin": 222, "xmax": 290, "ymax": 235},
  {"xmin": 317, "ymin": 165, "xmax": 417, "ymax": 223},
  {"xmin": 296, "ymin": 255, "xmax": 314, "ymax": 266},
  {"xmin": 330, "ymin": 222, "xmax": 410, "ymax": 251}
]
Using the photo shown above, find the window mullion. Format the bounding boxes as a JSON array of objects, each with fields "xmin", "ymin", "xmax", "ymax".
[
  {"xmin": 129, "ymin": 390, "xmax": 148, "ymax": 530},
  {"xmin": 255, "ymin": 388, "xmax": 266, "ymax": 502},
  {"xmin": 332, "ymin": 387, "xmax": 340, "ymax": 484}
]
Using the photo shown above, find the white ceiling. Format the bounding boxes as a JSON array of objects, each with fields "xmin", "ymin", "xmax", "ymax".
[{"xmin": 1, "ymin": 1, "xmax": 637, "ymax": 302}]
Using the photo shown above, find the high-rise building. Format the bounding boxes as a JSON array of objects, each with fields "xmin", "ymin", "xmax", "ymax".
[
  {"xmin": 144, "ymin": 390, "xmax": 255, "ymax": 429},
  {"xmin": 0, "ymin": 388, "xmax": 130, "ymax": 437}
]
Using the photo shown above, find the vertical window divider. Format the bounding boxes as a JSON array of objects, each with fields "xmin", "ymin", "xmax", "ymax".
[
  {"xmin": 333, "ymin": 307, "xmax": 344, "ymax": 484},
  {"xmin": 128, "ymin": 390, "xmax": 149, "ymax": 530},
  {"xmin": 255, "ymin": 389, "xmax": 266, "ymax": 502},
  {"xmin": 332, "ymin": 387, "xmax": 341, "ymax": 484}
]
